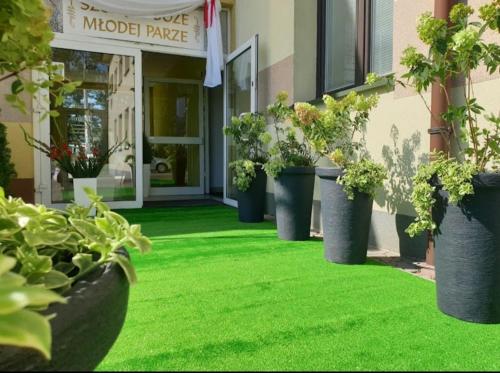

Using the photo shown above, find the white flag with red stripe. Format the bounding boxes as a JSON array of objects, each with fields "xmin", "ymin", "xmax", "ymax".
[{"xmin": 203, "ymin": 0, "xmax": 224, "ymax": 87}]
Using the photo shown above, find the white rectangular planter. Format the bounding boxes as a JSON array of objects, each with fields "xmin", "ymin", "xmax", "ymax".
[
  {"xmin": 73, "ymin": 177, "xmax": 98, "ymax": 215},
  {"xmin": 143, "ymin": 164, "xmax": 151, "ymax": 199}
]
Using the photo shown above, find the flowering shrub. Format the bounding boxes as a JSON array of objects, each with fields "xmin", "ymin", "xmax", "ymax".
[
  {"xmin": 229, "ymin": 160, "xmax": 257, "ymax": 192},
  {"xmin": 296, "ymin": 90, "xmax": 386, "ymax": 200},
  {"xmin": 23, "ymin": 129, "xmax": 123, "ymax": 178},
  {"xmin": 338, "ymin": 159, "xmax": 387, "ymax": 200},
  {"xmin": 400, "ymin": 1, "xmax": 500, "ymax": 236},
  {"xmin": 264, "ymin": 92, "xmax": 318, "ymax": 178},
  {"xmin": 224, "ymin": 112, "xmax": 271, "ymax": 192}
]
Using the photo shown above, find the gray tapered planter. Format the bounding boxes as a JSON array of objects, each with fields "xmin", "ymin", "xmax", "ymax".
[
  {"xmin": 0, "ymin": 259, "xmax": 130, "ymax": 371},
  {"xmin": 274, "ymin": 166, "xmax": 315, "ymax": 241},
  {"xmin": 433, "ymin": 173, "xmax": 500, "ymax": 324},
  {"xmin": 317, "ymin": 168, "xmax": 373, "ymax": 264},
  {"xmin": 237, "ymin": 166, "xmax": 267, "ymax": 223}
]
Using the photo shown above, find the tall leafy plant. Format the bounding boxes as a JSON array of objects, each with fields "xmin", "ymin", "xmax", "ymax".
[
  {"xmin": 400, "ymin": 1, "xmax": 500, "ymax": 236},
  {"xmin": 296, "ymin": 91, "xmax": 386, "ymax": 199},
  {"xmin": 264, "ymin": 91, "xmax": 318, "ymax": 178},
  {"xmin": 224, "ymin": 112, "xmax": 271, "ymax": 191}
]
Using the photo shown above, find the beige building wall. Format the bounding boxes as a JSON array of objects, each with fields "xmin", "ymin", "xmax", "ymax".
[
  {"xmin": 231, "ymin": 0, "xmax": 500, "ymax": 257},
  {"xmin": 232, "ymin": 0, "xmax": 295, "ymax": 110}
]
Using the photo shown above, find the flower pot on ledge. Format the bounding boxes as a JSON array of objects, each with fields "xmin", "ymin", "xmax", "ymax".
[{"xmin": 433, "ymin": 173, "xmax": 500, "ymax": 324}]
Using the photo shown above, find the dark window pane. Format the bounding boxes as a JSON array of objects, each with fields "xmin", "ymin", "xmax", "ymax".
[
  {"xmin": 371, "ymin": 0, "xmax": 394, "ymax": 75},
  {"xmin": 324, "ymin": 0, "xmax": 357, "ymax": 92}
]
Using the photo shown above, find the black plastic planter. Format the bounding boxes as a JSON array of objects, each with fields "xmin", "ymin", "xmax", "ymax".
[
  {"xmin": 433, "ymin": 173, "xmax": 500, "ymax": 324},
  {"xmin": 317, "ymin": 168, "xmax": 373, "ymax": 264},
  {"xmin": 0, "ymin": 260, "xmax": 130, "ymax": 371},
  {"xmin": 237, "ymin": 166, "xmax": 267, "ymax": 223},
  {"xmin": 274, "ymin": 167, "xmax": 315, "ymax": 241}
]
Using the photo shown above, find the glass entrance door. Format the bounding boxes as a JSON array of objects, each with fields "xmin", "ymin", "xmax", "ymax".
[
  {"xmin": 34, "ymin": 40, "xmax": 143, "ymax": 209},
  {"xmin": 223, "ymin": 35, "xmax": 258, "ymax": 207},
  {"xmin": 145, "ymin": 79, "xmax": 204, "ymax": 196}
]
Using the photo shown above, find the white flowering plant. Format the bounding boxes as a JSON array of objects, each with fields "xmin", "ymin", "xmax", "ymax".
[
  {"xmin": 224, "ymin": 113, "xmax": 271, "ymax": 192},
  {"xmin": 399, "ymin": 1, "xmax": 500, "ymax": 237}
]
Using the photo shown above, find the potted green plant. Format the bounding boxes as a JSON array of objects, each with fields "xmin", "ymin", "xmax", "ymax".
[
  {"xmin": 0, "ymin": 122, "xmax": 16, "ymax": 193},
  {"xmin": 23, "ymin": 130, "xmax": 123, "ymax": 214},
  {"xmin": 0, "ymin": 187, "xmax": 152, "ymax": 370},
  {"xmin": 143, "ymin": 133, "xmax": 153, "ymax": 198},
  {"xmin": 224, "ymin": 112, "xmax": 271, "ymax": 222},
  {"xmin": 401, "ymin": 1, "xmax": 500, "ymax": 323},
  {"xmin": 0, "ymin": 1, "xmax": 153, "ymax": 369},
  {"xmin": 264, "ymin": 92, "xmax": 318, "ymax": 241},
  {"xmin": 299, "ymin": 91, "xmax": 386, "ymax": 264}
]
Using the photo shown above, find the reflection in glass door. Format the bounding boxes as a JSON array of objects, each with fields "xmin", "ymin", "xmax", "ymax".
[
  {"xmin": 224, "ymin": 36, "xmax": 258, "ymax": 206},
  {"xmin": 42, "ymin": 46, "xmax": 141, "ymax": 208},
  {"xmin": 145, "ymin": 79, "xmax": 204, "ymax": 196}
]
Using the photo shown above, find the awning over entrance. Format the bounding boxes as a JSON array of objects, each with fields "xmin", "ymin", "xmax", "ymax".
[{"xmin": 81, "ymin": 0, "xmax": 223, "ymax": 87}]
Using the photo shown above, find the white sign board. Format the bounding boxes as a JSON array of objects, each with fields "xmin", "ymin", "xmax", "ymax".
[{"xmin": 62, "ymin": 0, "xmax": 205, "ymax": 51}]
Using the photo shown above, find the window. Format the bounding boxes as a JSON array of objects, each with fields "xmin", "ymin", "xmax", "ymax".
[{"xmin": 317, "ymin": 0, "xmax": 394, "ymax": 94}]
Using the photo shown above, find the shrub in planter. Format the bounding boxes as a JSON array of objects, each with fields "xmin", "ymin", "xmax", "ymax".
[
  {"xmin": 0, "ymin": 187, "xmax": 152, "ymax": 370},
  {"xmin": 224, "ymin": 113, "xmax": 271, "ymax": 222},
  {"xmin": 402, "ymin": 1, "xmax": 500, "ymax": 323},
  {"xmin": 264, "ymin": 92, "xmax": 318, "ymax": 240},
  {"xmin": 300, "ymin": 91, "xmax": 386, "ymax": 264}
]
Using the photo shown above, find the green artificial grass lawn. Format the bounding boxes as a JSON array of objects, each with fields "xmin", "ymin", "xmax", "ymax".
[{"xmin": 97, "ymin": 206, "xmax": 500, "ymax": 371}]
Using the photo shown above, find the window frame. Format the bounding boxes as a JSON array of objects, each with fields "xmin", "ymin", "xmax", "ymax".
[{"xmin": 317, "ymin": 0, "xmax": 392, "ymax": 97}]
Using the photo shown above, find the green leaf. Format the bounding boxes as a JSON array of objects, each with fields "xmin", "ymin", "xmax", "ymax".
[
  {"xmin": 27, "ymin": 270, "xmax": 71, "ymax": 290},
  {"xmin": 94, "ymin": 217, "xmax": 113, "ymax": 235},
  {"xmin": 68, "ymin": 218, "xmax": 107, "ymax": 242},
  {"xmin": 15, "ymin": 204, "xmax": 42, "ymax": 218},
  {"xmin": 0, "ymin": 286, "xmax": 65, "ymax": 315},
  {"xmin": 0, "ymin": 272, "xmax": 26, "ymax": 288},
  {"xmin": 53, "ymin": 262, "xmax": 76, "ymax": 275},
  {"xmin": 109, "ymin": 253, "xmax": 137, "ymax": 285},
  {"xmin": 0, "ymin": 309, "xmax": 52, "ymax": 359},
  {"xmin": 23, "ymin": 230, "xmax": 71, "ymax": 247},
  {"xmin": 0, "ymin": 255, "xmax": 16, "ymax": 275},
  {"xmin": 72, "ymin": 253, "xmax": 94, "ymax": 273},
  {"xmin": 11, "ymin": 79, "xmax": 24, "ymax": 95},
  {"xmin": 126, "ymin": 225, "xmax": 152, "ymax": 253}
]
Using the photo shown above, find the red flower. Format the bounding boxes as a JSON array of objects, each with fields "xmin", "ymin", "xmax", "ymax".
[
  {"xmin": 61, "ymin": 143, "xmax": 72, "ymax": 157},
  {"xmin": 49, "ymin": 146, "xmax": 61, "ymax": 160},
  {"xmin": 92, "ymin": 147, "xmax": 100, "ymax": 157}
]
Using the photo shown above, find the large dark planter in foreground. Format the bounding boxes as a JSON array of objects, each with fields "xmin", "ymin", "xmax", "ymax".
[
  {"xmin": 317, "ymin": 168, "xmax": 373, "ymax": 264},
  {"xmin": 433, "ymin": 173, "xmax": 500, "ymax": 324},
  {"xmin": 0, "ymin": 260, "xmax": 130, "ymax": 371},
  {"xmin": 274, "ymin": 166, "xmax": 315, "ymax": 241},
  {"xmin": 237, "ymin": 166, "xmax": 267, "ymax": 223}
]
